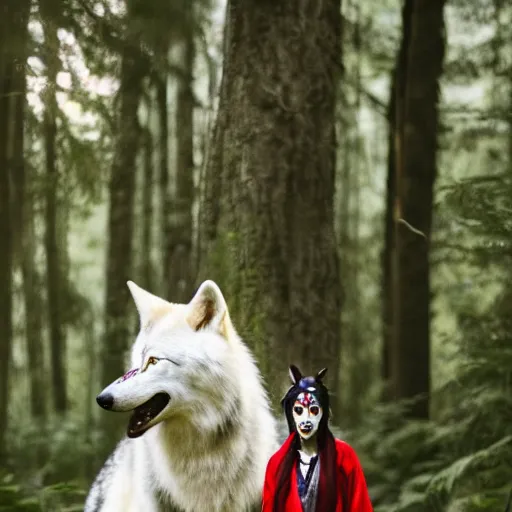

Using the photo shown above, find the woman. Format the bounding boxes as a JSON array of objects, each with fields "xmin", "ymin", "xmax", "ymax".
[{"xmin": 262, "ymin": 365, "xmax": 373, "ymax": 512}]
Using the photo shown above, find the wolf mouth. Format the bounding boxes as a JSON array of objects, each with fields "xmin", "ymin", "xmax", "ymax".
[{"xmin": 127, "ymin": 393, "xmax": 170, "ymax": 438}]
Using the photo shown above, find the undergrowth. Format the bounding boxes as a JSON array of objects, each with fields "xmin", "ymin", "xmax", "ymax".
[{"xmin": 349, "ymin": 175, "xmax": 512, "ymax": 512}]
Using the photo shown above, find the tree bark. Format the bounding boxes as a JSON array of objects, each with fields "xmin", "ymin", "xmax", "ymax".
[
  {"xmin": 158, "ymin": 79, "xmax": 171, "ymax": 298},
  {"xmin": 21, "ymin": 181, "xmax": 48, "ymax": 467},
  {"xmin": 346, "ymin": 0, "xmax": 364, "ymax": 426},
  {"xmin": 101, "ymin": 14, "xmax": 148, "ymax": 454},
  {"xmin": 381, "ymin": 82, "xmax": 395, "ymax": 399},
  {"xmin": 337, "ymin": 0, "xmax": 365, "ymax": 425},
  {"xmin": 22, "ymin": 178, "xmax": 47, "ymax": 421},
  {"xmin": 388, "ymin": 0, "xmax": 446, "ymax": 419},
  {"xmin": 0, "ymin": 0, "xmax": 31, "ymax": 456},
  {"xmin": 198, "ymin": 0, "xmax": 343, "ymax": 413},
  {"xmin": 382, "ymin": 0, "xmax": 415, "ymax": 403},
  {"xmin": 382, "ymin": 59, "xmax": 402, "ymax": 401},
  {"xmin": 507, "ymin": 7, "xmax": 512, "ymax": 171},
  {"xmin": 141, "ymin": 122, "xmax": 154, "ymax": 291},
  {"xmin": 196, "ymin": 6, "xmax": 230, "ymax": 282},
  {"xmin": 40, "ymin": 0, "xmax": 68, "ymax": 414},
  {"xmin": 168, "ymin": 10, "xmax": 195, "ymax": 303}
]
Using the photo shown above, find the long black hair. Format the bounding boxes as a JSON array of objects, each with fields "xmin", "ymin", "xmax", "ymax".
[{"xmin": 273, "ymin": 365, "xmax": 349, "ymax": 512}]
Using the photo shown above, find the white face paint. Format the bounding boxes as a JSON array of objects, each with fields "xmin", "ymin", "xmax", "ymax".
[{"xmin": 292, "ymin": 392, "xmax": 323, "ymax": 440}]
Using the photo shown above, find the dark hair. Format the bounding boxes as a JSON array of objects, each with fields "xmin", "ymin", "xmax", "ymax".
[{"xmin": 272, "ymin": 366, "xmax": 349, "ymax": 512}]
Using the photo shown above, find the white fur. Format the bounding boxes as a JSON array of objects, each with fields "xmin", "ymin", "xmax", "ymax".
[{"xmin": 85, "ymin": 280, "xmax": 278, "ymax": 512}]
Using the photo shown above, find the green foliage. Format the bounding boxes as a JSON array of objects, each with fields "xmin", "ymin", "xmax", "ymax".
[
  {"xmin": 427, "ymin": 437, "xmax": 512, "ymax": 507},
  {"xmin": 0, "ymin": 472, "xmax": 85, "ymax": 512},
  {"xmin": 39, "ymin": 482, "xmax": 86, "ymax": 512},
  {"xmin": 351, "ymin": 168, "xmax": 512, "ymax": 512},
  {"xmin": 353, "ymin": 399, "xmax": 512, "ymax": 511},
  {"xmin": 6, "ymin": 416, "xmax": 98, "ymax": 483},
  {"xmin": 1, "ymin": 415, "xmax": 98, "ymax": 510}
]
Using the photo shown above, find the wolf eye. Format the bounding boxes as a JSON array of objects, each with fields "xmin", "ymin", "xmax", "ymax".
[
  {"xmin": 310, "ymin": 405, "xmax": 320, "ymax": 416},
  {"xmin": 294, "ymin": 405, "xmax": 304, "ymax": 415},
  {"xmin": 142, "ymin": 356, "xmax": 159, "ymax": 372}
]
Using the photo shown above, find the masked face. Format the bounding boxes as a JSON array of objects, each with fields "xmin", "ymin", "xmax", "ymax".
[{"xmin": 292, "ymin": 392, "xmax": 323, "ymax": 440}]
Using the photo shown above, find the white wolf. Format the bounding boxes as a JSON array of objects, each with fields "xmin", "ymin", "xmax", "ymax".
[{"xmin": 84, "ymin": 280, "xmax": 278, "ymax": 512}]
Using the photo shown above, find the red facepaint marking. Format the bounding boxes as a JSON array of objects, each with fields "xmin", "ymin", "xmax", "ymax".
[
  {"xmin": 297, "ymin": 392, "xmax": 318, "ymax": 408},
  {"xmin": 116, "ymin": 368, "xmax": 139, "ymax": 384}
]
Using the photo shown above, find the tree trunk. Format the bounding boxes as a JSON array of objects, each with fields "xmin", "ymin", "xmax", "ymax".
[
  {"xmin": 0, "ymin": 42, "xmax": 13, "ymax": 460},
  {"xmin": 339, "ymin": 1, "xmax": 368, "ymax": 426},
  {"xmin": 347, "ymin": 0, "xmax": 364, "ymax": 426},
  {"xmin": 383, "ymin": 0, "xmax": 416, "ymax": 404},
  {"xmin": 389, "ymin": 0, "xmax": 446, "ymax": 419},
  {"xmin": 337, "ymin": 0, "xmax": 365, "ymax": 426},
  {"xmin": 509, "ymin": 66, "xmax": 512, "ymax": 175},
  {"xmin": 198, "ymin": 0, "xmax": 343, "ymax": 413},
  {"xmin": 40, "ymin": 0, "xmax": 68, "ymax": 414},
  {"xmin": 381, "ymin": 73, "xmax": 398, "ymax": 400},
  {"xmin": 22, "ymin": 183, "xmax": 47, "ymax": 421},
  {"xmin": 382, "ymin": 0, "xmax": 414, "ymax": 401},
  {"xmin": 158, "ymin": 78, "xmax": 171, "ymax": 298},
  {"xmin": 141, "ymin": 122, "xmax": 154, "ymax": 291},
  {"xmin": 196, "ymin": 4, "xmax": 233, "ymax": 293},
  {"xmin": 21, "ymin": 186, "xmax": 48, "ymax": 467},
  {"xmin": 336, "ymin": 105, "xmax": 351, "ymax": 416},
  {"xmin": 168, "ymin": 11, "xmax": 195, "ymax": 303},
  {"xmin": 101, "ymin": 22, "xmax": 148, "ymax": 454},
  {"xmin": 193, "ymin": 46, "xmax": 217, "ymax": 282},
  {"xmin": 0, "ymin": 0, "xmax": 31, "ymax": 457},
  {"xmin": 507, "ymin": 5, "xmax": 512, "ymax": 171},
  {"xmin": 13, "ymin": 34, "xmax": 44, "ymax": 423}
]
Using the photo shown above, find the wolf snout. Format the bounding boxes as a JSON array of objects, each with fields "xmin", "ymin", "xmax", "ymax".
[{"xmin": 97, "ymin": 392, "xmax": 114, "ymax": 410}]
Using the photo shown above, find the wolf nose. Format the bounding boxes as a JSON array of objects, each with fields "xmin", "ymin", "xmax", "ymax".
[{"xmin": 96, "ymin": 392, "xmax": 114, "ymax": 410}]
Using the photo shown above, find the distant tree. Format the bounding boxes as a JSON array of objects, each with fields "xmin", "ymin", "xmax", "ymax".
[
  {"xmin": 385, "ymin": 0, "xmax": 446, "ymax": 419},
  {"xmin": 100, "ymin": 0, "xmax": 149, "ymax": 452},
  {"xmin": 198, "ymin": 0, "xmax": 343, "ymax": 411},
  {"xmin": 381, "ymin": 0, "xmax": 412, "ymax": 400},
  {"xmin": 40, "ymin": 0, "xmax": 69, "ymax": 414},
  {"xmin": 21, "ymin": 127, "xmax": 47, "ymax": 422},
  {"xmin": 141, "ymin": 120, "xmax": 154, "ymax": 290},
  {"xmin": 167, "ymin": 0, "xmax": 196, "ymax": 303},
  {"xmin": 158, "ymin": 77, "xmax": 171, "ymax": 296},
  {"xmin": 0, "ymin": 0, "xmax": 31, "ymax": 457}
]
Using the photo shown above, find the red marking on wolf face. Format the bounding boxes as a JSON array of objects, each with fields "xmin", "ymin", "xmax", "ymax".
[{"xmin": 116, "ymin": 368, "xmax": 139, "ymax": 384}]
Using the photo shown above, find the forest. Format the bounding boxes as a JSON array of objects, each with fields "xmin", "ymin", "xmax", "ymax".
[{"xmin": 0, "ymin": 0, "xmax": 511, "ymax": 510}]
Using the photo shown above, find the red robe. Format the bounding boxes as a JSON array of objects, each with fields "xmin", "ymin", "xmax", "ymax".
[{"xmin": 261, "ymin": 434, "xmax": 373, "ymax": 512}]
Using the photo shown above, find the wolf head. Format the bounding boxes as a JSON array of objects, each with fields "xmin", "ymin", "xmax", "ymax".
[{"xmin": 97, "ymin": 280, "xmax": 243, "ymax": 439}]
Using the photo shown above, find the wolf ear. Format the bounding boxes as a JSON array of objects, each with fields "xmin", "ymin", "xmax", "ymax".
[
  {"xmin": 187, "ymin": 280, "xmax": 228, "ymax": 333},
  {"xmin": 316, "ymin": 368, "xmax": 328, "ymax": 382},
  {"xmin": 289, "ymin": 365, "xmax": 303, "ymax": 385},
  {"xmin": 127, "ymin": 281, "xmax": 172, "ymax": 328}
]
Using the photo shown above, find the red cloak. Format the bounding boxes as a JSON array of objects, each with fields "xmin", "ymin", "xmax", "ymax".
[{"xmin": 261, "ymin": 434, "xmax": 373, "ymax": 512}]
